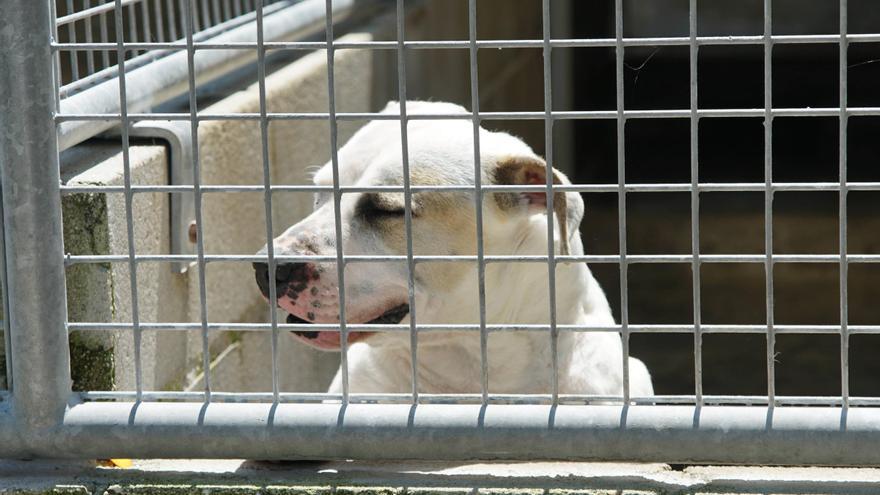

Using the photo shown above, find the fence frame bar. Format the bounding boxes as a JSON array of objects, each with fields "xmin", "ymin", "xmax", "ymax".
[
  {"xmin": 1, "ymin": 402, "xmax": 879, "ymax": 465},
  {"xmin": 0, "ymin": 0, "xmax": 72, "ymax": 456}
]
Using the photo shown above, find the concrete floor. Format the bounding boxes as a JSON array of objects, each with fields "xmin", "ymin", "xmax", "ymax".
[{"xmin": 3, "ymin": 459, "xmax": 880, "ymax": 494}]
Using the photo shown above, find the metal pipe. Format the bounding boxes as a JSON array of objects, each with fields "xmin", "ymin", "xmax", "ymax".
[
  {"xmin": 59, "ymin": 253, "xmax": 880, "ymax": 265},
  {"xmin": 57, "ymin": 0, "xmax": 356, "ymax": 151},
  {"xmin": 61, "ymin": 392, "xmax": 880, "ymax": 407},
  {"xmin": 55, "ymin": 106, "xmax": 880, "ymax": 122},
  {"xmin": 2, "ymin": 403, "xmax": 879, "ymax": 465},
  {"xmin": 51, "ymin": 33, "xmax": 880, "ymax": 50},
  {"xmin": 62, "ymin": 322, "xmax": 880, "ymax": 335},
  {"xmin": 0, "ymin": 0, "xmax": 71, "ymax": 452},
  {"xmin": 57, "ymin": 181, "xmax": 880, "ymax": 195}
]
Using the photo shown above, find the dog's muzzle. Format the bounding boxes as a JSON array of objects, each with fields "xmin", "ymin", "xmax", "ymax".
[{"xmin": 253, "ymin": 260, "xmax": 409, "ymax": 350}]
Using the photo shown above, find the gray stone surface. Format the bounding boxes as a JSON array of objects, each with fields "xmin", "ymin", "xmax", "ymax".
[{"xmin": 4, "ymin": 459, "xmax": 880, "ymax": 494}]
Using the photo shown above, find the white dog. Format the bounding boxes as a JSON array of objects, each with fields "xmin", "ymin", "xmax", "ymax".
[{"xmin": 254, "ymin": 101, "xmax": 653, "ymax": 398}]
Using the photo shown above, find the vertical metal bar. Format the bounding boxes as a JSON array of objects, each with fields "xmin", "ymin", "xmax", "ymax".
[
  {"xmin": 127, "ymin": 3, "xmax": 139, "ymax": 52},
  {"xmin": 140, "ymin": 0, "xmax": 153, "ymax": 48},
  {"xmin": 183, "ymin": 0, "xmax": 213, "ymax": 400},
  {"xmin": 839, "ymin": 0, "xmax": 850, "ymax": 407},
  {"xmin": 615, "ymin": 0, "xmax": 631, "ymax": 402},
  {"xmin": 84, "ymin": 0, "xmax": 97, "ymax": 75},
  {"xmin": 200, "ymin": 0, "xmax": 212, "ymax": 31},
  {"xmin": 323, "ymin": 0, "xmax": 350, "ymax": 401},
  {"xmin": 763, "ymin": 0, "xmax": 776, "ymax": 404},
  {"xmin": 254, "ymin": 0, "xmax": 280, "ymax": 401},
  {"xmin": 222, "ymin": 0, "xmax": 233, "ymax": 22},
  {"xmin": 113, "ymin": 0, "xmax": 144, "ymax": 400},
  {"xmin": 0, "ymin": 0, "xmax": 71, "ymax": 435},
  {"xmin": 165, "ymin": 0, "xmax": 178, "ymax": 42},
  {"xmin": 191, "ymin": 0, "xmax": 201, "ymax": 33},
  {"xmin": 395, "ymin": 0, "xmax": 420, "ymax": 403},
  {"xmin": 541, "ymin": 0, "xmax": 560, "ymax": 403},
  {"xmin": 212, "ymin": 0, "xmax": 222, "ymax": 25},
  {"xmin": 99, "ymin": 11, "xmax": 111, "ymax": 68},
  {"xmin": 689, "ymin": 0, "xmax": 703, "ymax": 405},
  {"xmin": 467, "ymin": 0, "xmax": 489, "ymax": 402},
  {"xmin": 67, "ymin": 0, "xmax": 80, "ymax": 82},
  {"xmin": 232, "ymin": 0, "xmax": 243, "ymax": 18},
  {"xmin": 154, "ymin": 0, "xmax": 166, "ymax": 43}
]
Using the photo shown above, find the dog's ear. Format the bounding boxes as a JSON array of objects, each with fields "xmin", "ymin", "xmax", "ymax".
[{"xmin": 491, "ymin": 156, "xmax": 584, "ymax": 256}]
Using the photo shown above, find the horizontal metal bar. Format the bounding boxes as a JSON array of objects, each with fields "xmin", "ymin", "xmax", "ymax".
[
  {"xmin": 53, "ymin": 32, "xmax": 880, "ymax": 49},
  {"xmin": 55, "ymin": 0, "xmax": 141, "ymax": 26},
  {"xmin": 54, "ymin": 107, "xmax": 880, "ymax": 123},
  {"xmin": 73, "ymin": 391, "xmax": 880, "ymax": 407},
  {"xmin": 62, "ymin": 253, "xmax": 880, "ymax": 265},
  {"xmin": 57, "ymin": 0, "xmax": 358, "ymax": 151},
  {"xmin": 59, "ymin": 181, "xmax": 880, "ymax": 194},
  {"xmin": 2, "ymin": 402, "xmax": 880, "ymax": 464},
  {"xmin": 66, "ymin": 322, "xmax": 880, "ymax": 335}
]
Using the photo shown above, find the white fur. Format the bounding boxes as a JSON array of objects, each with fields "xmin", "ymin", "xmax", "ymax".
[{"xmin": 266, "ymin": 101, "xmax": 654, "ymax": 399}]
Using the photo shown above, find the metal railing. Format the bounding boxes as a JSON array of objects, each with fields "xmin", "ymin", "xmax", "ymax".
[
  {"xmin": 2, "ymin": 0, "xmax": 880, "ymax": 464},
  {"xmin": 56, "ymin": 0, "xmax": 290, "ymax": 92},
  {"xmin": 55, "ymin": 0, "xmax": 360, "ymax": 151}
]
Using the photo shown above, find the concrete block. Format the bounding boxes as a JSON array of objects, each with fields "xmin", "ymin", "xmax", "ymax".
[{"xmin": 62, "ymin": 143, "xmax": 184, "ymax": 392}]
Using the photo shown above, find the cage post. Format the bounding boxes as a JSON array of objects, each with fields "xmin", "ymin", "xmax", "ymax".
[
  {"xmin": 614, "ymin": 0, "xmax": 631, "ymax": 401},
  {"xmin": 183, "ymin": 0, "xmax": 214, "ymax": 401},
  {"xmin": 323, "ymin": 0, "xmax": 351, "ymax": 400},
  {"xmin": 112, "ymin": 0, "xmax": 145, "ymax": 400},
  {"xmin": 254, "ymin": 0, "xmax": 282, "ymax": 400},
  {"xmin": 688, "ymin": 0, "xmax": 703, "ymax": 404},
  {"xmin": 0, "ymin": 0, "xmax": 71, "ymax": 445},
  {"xmin": 838, "ymin": 0, "xmax": 849, "ymax": 406},
  {"xmin": 394, "ymin": 0, "xmax": 420, "ymax": 403},
  {"xmin": 541, "ymin": 0, "xmax": 561, "ymax": 403},
  {"xmin": 763, "ymin": 0, "xmax": 777, "ymax": 404},
  {"xmin": 467, "ymin": 0, "xmax": 489, "ymax": 402}
]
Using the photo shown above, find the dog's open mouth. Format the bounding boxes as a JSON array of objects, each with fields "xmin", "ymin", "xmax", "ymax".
[{"xmin": 286, "ymin": 303, "xmax": 409, "ymax": 350}]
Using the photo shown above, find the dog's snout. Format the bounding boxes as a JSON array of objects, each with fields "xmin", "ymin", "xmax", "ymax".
[
  {"xmin": 253, "ymin": 262, "xmax": 271, "ymax": 298},
  {"xmin": 252, "ymin": 261, "xmax": 300, "ymax": 299}
]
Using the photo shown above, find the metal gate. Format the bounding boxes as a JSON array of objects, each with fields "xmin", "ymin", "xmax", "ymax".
[{"xmin": 2, "ymin": 0, "xmax": 880, "ymax": 464}]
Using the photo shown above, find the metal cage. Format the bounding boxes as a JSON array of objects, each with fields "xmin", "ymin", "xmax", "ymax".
[{"xmin": 1, "ymin": 0, "xmax": 880, "ymax": 464}]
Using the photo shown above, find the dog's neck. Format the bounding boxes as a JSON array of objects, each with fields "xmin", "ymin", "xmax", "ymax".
[
  {"xmin": 418, "ymin": 214, "xmax": 614, "ymax": 328},
  {"xmin": 355, "ymin": 215, "xmax": 623, "ymax": 395}
]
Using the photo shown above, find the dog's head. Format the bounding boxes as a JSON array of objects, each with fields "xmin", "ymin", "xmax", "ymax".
[{"xmin": 254, "ymin": 101, "xmax": 584, "ymax": 350}]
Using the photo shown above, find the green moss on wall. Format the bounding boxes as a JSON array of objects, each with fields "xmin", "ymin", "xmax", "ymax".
[
  {"xmin": 62, "ymin": 192, "xmax": 116, "ymax": 391},
  {"xmin": 68, "ymin": 335, "xmax": 115, "ymax": 391}
]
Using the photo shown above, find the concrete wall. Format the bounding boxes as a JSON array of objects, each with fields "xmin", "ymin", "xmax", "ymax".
[{"xmin": 59, "ymin": 33, "xmax": 375, "ymax": 393}]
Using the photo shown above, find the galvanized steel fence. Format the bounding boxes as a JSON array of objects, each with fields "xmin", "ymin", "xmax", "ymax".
[{"xmin": 1, "ymin": 0, "xmax": 880, "ymax": 463}]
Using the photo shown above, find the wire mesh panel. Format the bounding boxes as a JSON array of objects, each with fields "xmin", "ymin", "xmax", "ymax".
[
  {"xmin": 2, "ymin": 0, "xmax": 880, "ymax": 463},
  {"xmin": 55, "ymin": 0, "xmax": 291, "ymax": 95}
]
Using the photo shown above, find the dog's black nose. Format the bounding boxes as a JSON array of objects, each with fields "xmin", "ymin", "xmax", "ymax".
[{"xmin": 253, "ymin": 261, "xmax": 296, "ymax": 299}]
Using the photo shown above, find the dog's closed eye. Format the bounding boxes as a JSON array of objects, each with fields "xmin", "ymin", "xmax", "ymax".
[{"xmin": 355, "ymin": 193, "xmax": 413, "ymax": 221}]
